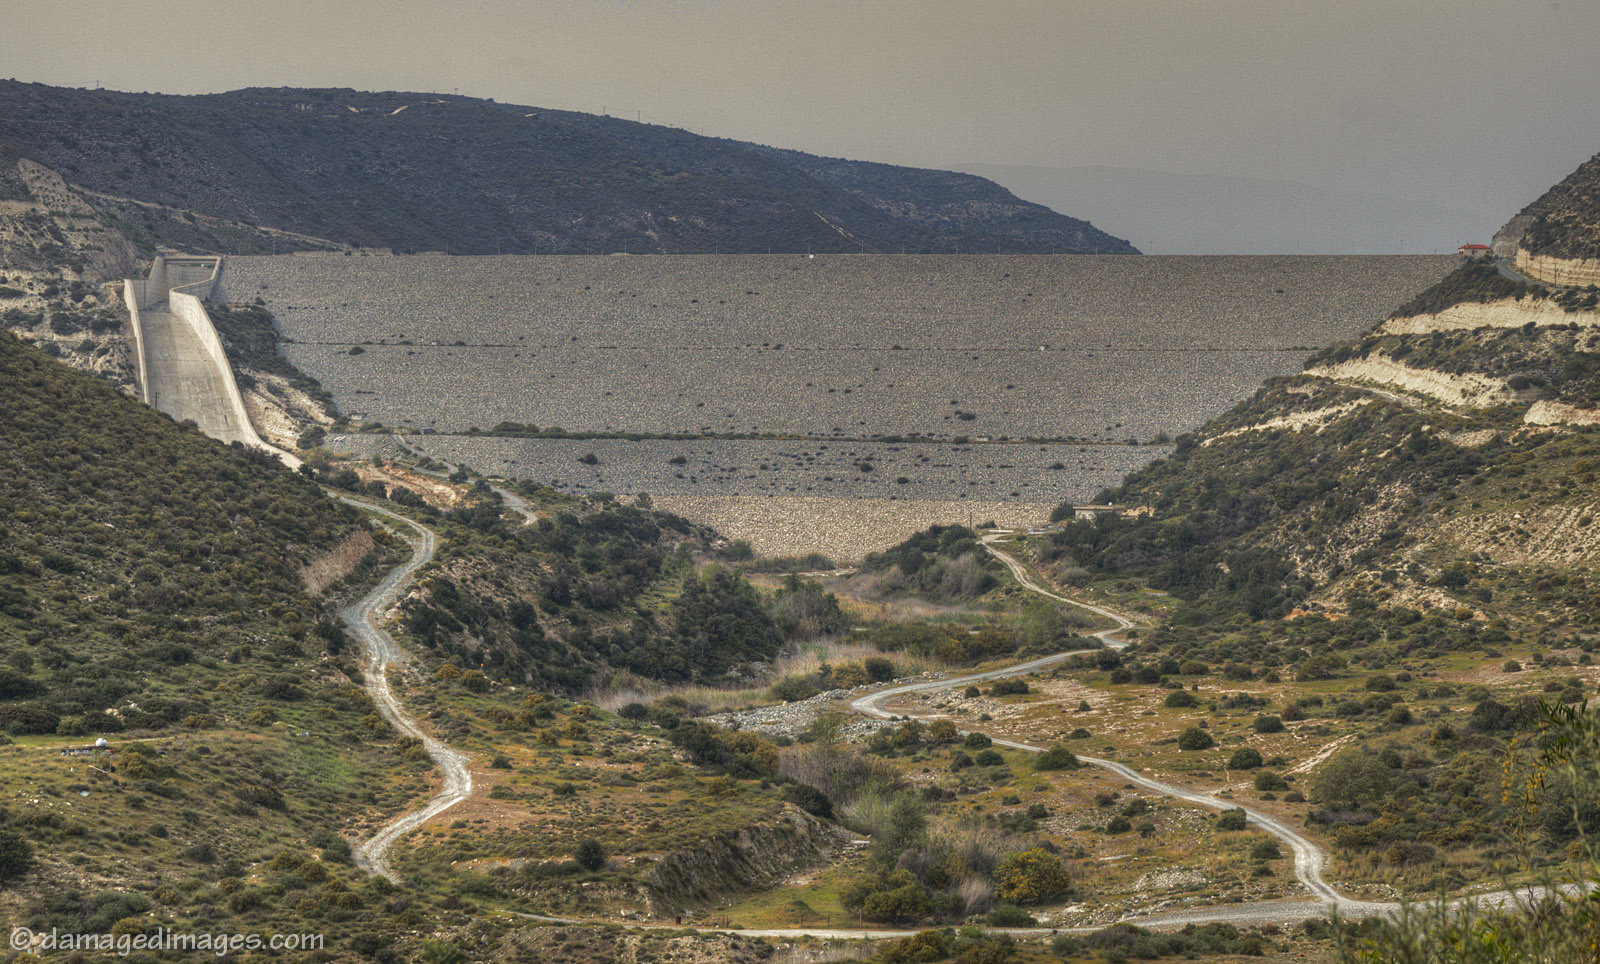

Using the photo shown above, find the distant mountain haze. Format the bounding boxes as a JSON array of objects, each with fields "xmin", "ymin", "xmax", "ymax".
[{"xmin": 956, "ymin": 163, "xmax": 1486, "ymax": 255}]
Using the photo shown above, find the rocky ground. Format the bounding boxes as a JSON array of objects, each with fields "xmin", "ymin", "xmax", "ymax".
[
  {"xmin": 648, "ymin": 496, "xmax": 1058, "ymax": 560},
  {"xmin": 218, "ymin": 253, "xmax": 1450, "ymax": 441}
]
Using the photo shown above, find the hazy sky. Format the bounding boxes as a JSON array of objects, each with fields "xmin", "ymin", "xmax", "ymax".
[{"xmin": 6, "ymin": 0, "xmax": 1599, "ymax": 247}]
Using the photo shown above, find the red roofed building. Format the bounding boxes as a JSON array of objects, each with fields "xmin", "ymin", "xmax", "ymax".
[{"xmin": 1458, "ymin": 244, "xmax": 1492, "ymax": 258}]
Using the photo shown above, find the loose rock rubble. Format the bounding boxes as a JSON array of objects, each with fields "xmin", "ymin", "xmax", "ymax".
[{"xmin": 706, "ymin": 673, "xmax": 952, "ymax": 740}]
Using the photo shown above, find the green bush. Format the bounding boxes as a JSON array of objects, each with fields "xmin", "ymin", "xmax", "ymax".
[
  {"xmin": 1164, "ymin": 690, "xmax": 1199, "ymax": 708},
  {"xmin": 1177, "ymin": 727, "xmax": 1216, "ymax": 750},
  {"xmin": 1310, "ymin": 748, "xmax": 1393, "ymax": 812},
  {"xmin": 1035, "ymin": 746, "xmax": 1080, "ymax": 771},
  {"xmin": 574, "ymin": 838, "xmax": 606, "ymax": 871},
  {"xmin": 1226, "ymin": 747, "xmax": 1263, "ymax": 770},
  {"xmin": 1254, "ymin": 770, "xmax": 1289, "ymax": 791},
  {"xmin": 995, "ymin": 848, "xmax": 1071, "ymax": 903},
  {"xmin": 770, "ymin": 675, "xmax": 821, "ymax": 702},
  {"xmin": 0, "ymin": 828, "xmax": 34, "ymax": 884},
  {"xmin": 988, "ymin": 904, "xmax": 1037, "ymax": 926},
  {"xmin": 1216, "ymin": 809, "xmax": 1248, "ymax": 831},
  {"xmin": 1253, "ymin": 715, "xmax": 1286, "ymax": 733},
  {"xmin": 989, "ymin": 678, "xmax": 1030, "ymax": 697}
]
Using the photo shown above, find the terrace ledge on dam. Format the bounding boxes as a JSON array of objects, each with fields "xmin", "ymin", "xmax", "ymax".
[{"xmin": 123, "ymin": 256, "xmax": 299, "ymax": 468}]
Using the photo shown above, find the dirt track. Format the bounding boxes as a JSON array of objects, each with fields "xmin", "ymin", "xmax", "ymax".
[{"xmin": 335, "ymin": 496, "xmax": 474, "ymax": 881}]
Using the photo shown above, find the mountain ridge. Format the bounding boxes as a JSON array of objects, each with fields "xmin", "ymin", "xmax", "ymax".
[{"xmin": 0, "ymin": 81, "xmax": 1135, "ymax": 262}]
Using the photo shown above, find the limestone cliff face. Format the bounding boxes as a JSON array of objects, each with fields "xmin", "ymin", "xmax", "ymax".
[
  {"xmin": 1525, "ymin": 400, "xmax": 1600, "ymax": 427},
  {"xmin": 1515, "ymin": 250, "xmax": 1600, "ymax": 287},
  {"xmin": 1304, "ymin": 356, "xmax": 1519, "ymax": 408},
  {"xmin": 1493, "ymin": 214, "xmax": 1536, "ymax": 258},
  {"xmin": 1378, "ymin": 297, "xmax": 1600, "ymax": 335}
]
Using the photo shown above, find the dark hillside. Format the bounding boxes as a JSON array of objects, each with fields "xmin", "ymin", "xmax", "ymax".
[
  {"xmin": 0, "ymin": 329, "xmax": 458, "ymax": 949},
  {"xmin": 0, "ymin": 81, "xmax": 1135, "ymax": 258},
  {"xmin": 1514, "ymin": 151, "xmax": 1600, "ymax": 260},
  {"xmin": 394, "ymin": 489, "xmax": 785, "ymax": 693},
  {"xmin": 0, "ymin": 328, "xmax": 363, "ymax": 731},
  {"xmin": 746, "ymin": 145, "xmax": 1137, "ymax": 253}
]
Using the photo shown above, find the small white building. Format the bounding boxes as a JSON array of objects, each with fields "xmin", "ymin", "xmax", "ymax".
[{"xmin": 1458, "ymin": 244, "xmax": 1492, "ymax": 259}]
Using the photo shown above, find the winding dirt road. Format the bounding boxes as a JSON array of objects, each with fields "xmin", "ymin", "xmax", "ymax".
[
  {"xmin": 853, "ymin": 534, "xmax": 1359, "ymax": 923},
  {"xmin": 331, "ymin": 509, "xmax": 1559, "ymax": 934},
  {"xmin": 335, "ymin": 496, "xmax": 474, "ymax": 882}
]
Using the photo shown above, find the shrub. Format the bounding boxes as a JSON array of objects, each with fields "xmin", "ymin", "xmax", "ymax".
[
  {"xmin": 1035, "ymin": 746, "xmax": 1080, "ymax": 771},
  {"xmin": 1251, "ymin": 840, "xmax": 1281, "ymax": 860},
  {"xmin": 618, "ymin": 702, "xmax": 649, "ymax": 721},
  {"xmin": 1164, "ymin": 690, "xmax": 1199, "ymax": 708},
  {"xmin": 574, "ymin": 838, "xmax": 606, "ymax": 871},
  {"xmin": 1105, "ymin": 816, "xmax": 1132, "ymax": 834},
  {"xmin": 988, "ymin": 904, "xmax": 1037, "ymax": 926},
  {"xmin": 827, "ymin": 663, "xmax": 871, "ymax": 688},
  {"xmin": 963, "ymin": 732, "xmax": 992, "ymax": 749},
  {"xmin": 1253, "ymin": 715, "xmax": 1286, "ymax": 733},
  {"xmin": 878, "ymin": 930, "xmax": 948, "ymax": 964},
  {"xmin": 0, "ymin": 828, "xmax": 34, "ymax": 884},
  {"xmin": 844, "ymin": 869, "xmax": 933, "ymax": 923},
  {"xmin": 784, "ymin": 784, "xmax": 834, "ymax": 819},
  {"xmin": 1227, "ymin": 747, "xmax": 1264, "ymax": 770},
  {"xmin": 994, "ymin": 848, "xmax": 1071, "ymax": 903},
  {"xmin": 1254, "ymin": 770, "xmax": 1289, "ymax": 791},
  {"xmin": 1177, "ymin": 727, "xmax": 1216, "ymax": 750},
  {"xmin": 990, "ymin": 678, "xmax": 1030, "ymax": 697},
  {"xmin": 770, "ymin": 675, "xmax": 821, "ymax": 702},
  {"xmin": 1216, "ymin": 809, "xmax": 1248, "ymax": 831},
  {"xmin": 974, "ymin": 749, "xmax": 1005, "ymax": 767}
]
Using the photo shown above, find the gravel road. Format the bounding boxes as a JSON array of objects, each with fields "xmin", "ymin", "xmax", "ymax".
[
  {"xmin": 336, "ymin": 496, "xmax": 474, "ymax": 881},
  {"xmin": 851, "ymin": 535, "xmax": 1354, "ymax": 923}
]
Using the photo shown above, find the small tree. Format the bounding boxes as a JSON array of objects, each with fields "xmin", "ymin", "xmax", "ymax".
[
  {"xmin": 1311, "ymin": 749, "xmax": 1392, "ymax": 811},
  {"xmin": 574, "ymin": 838, "xmax": 606, "ymax": 871},
  {"xmin": 1177, "ymin": 727, "xmax": 1216, "ymax": 751},
  {"xmin": 1164, "ymin": 690, "xmax": 1199, "ymax": 708}
]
